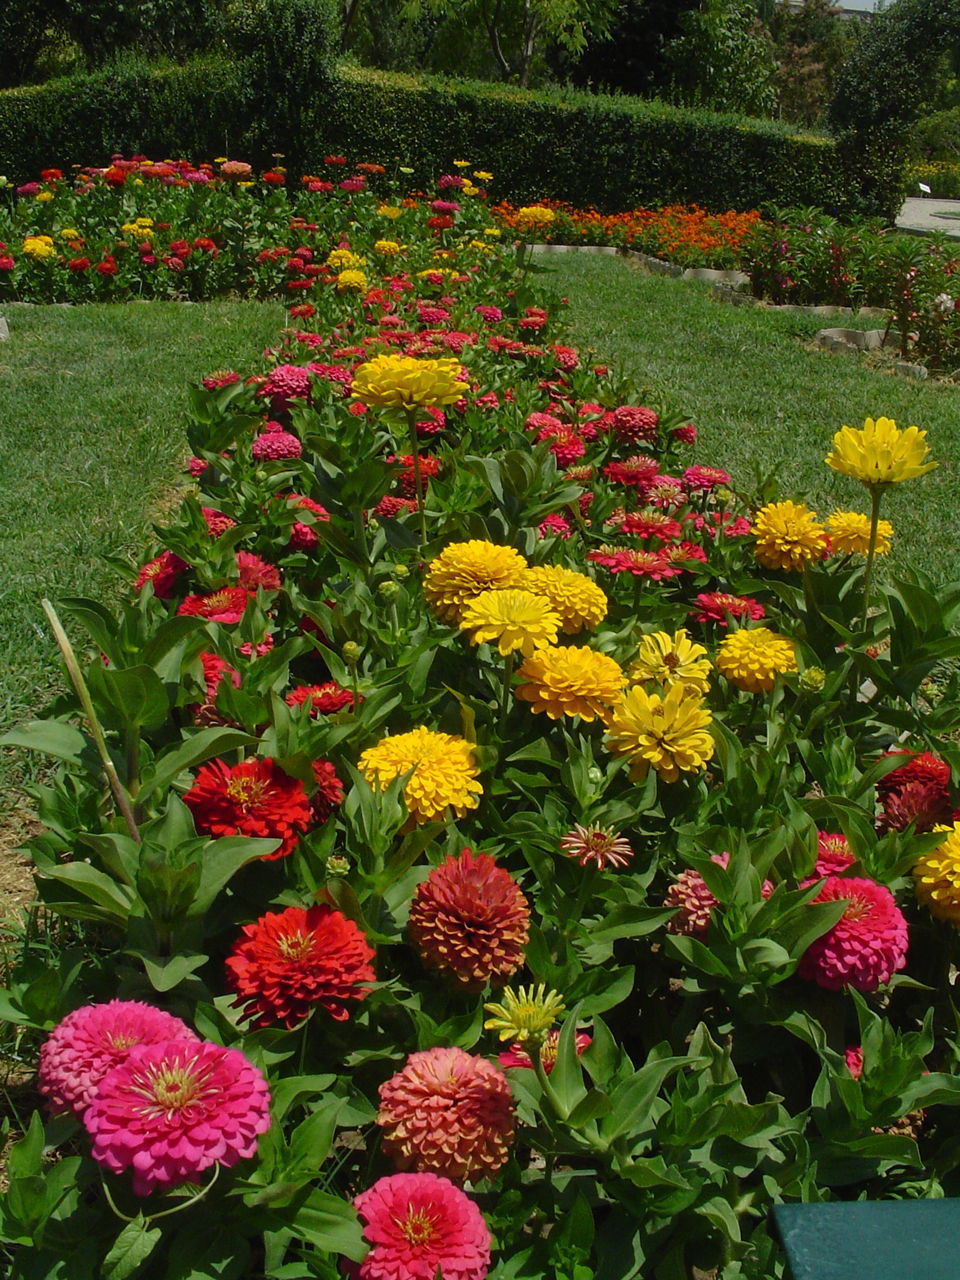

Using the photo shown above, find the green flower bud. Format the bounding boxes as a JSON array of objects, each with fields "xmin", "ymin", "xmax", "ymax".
[
  {"xmin": 799, "ymin": 666, "xmax": 826, "ymax": 692},
  {"xmin": 342, "ymin": 641, "xmax": 362, "ymax": 665},
  {"xmin": 325, "ymin": 854, "xmax": 350, "ymax": 877},
  {"xmin": 391, "ymin": 563, "xmax": 410, "ymax": 581}
]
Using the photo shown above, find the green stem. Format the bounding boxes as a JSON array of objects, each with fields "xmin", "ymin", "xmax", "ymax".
[
  {"xmin": 499, "ymin": 651, "xmax": 516, "ymax": 732},
  {"xmin": 42, "ymin": 599, "xmax": 140, "ymax": 843},
  {"xmin": 564, "ymin": 868, "xmax": 598, "ymax": 941},
  {"xmin": 860, "ymin": 485, "xmax": 884, "ymax": 633},
  {"xmin": 405, "ymin": 408, "xmax": 427, "ymax": 549},
  {"xmin": 101, "ymin": 1161, "xmax": 220, "ymax": 1224}
]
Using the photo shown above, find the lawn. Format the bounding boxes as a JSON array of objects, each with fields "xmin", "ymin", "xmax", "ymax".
[
  {"xmin": 545, "ymin": 253, "xmax": 960, "ymax": 582},
  {"xmin": 0, "ymin": 301, "xmax": 285, "ymax": 804}
]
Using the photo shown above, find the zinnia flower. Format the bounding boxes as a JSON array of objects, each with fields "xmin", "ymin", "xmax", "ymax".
[
  {"xmin": 716, "ymin": 627, "xmax": 798, "ymax": 693},
  {"xmin": 484, "ymin": 984, "xmax": 565, "ymax": 1048},
  {"xmin": 825, "ymin": 416, "xmax": 937, "ymax": 488},
  {"xmin": 358, "ymin": 727, "xmax": 483, "ymax": 823},
  {"xmin": 178, "ymin": 587, "xmax": 252, "ymax": 624},
  {"xmin": 226, "ymin": 904, "xmax": 375, "ymax": 1028},
  {"xmin": 753, "ymin": 500, "xmax": 828, "ymax": 572},
  {"xmin": 913, "ymin": 822, "xmax": 960, "ymax": 924},
  {"xmin": 499, "ymin": 1030, "xmax": 591, "ymax": 1073},
  {"xmin": 183, "ymin": 757, "xmax": 313, "ymax": 858},
  {"xmin": 606, "ymin": 683, "xmax": 714, "ymax": 783},
  {"xmin": 798, "ymin": 876, "xmax": 908, "ymax": 991},
  {"xmin": 377, "ymin": 1047, "xmax": 515, "ymax": 1181},
  {"xmin": 458, "ymin": 589, "xmax": 560, "ymax": 656},
  {"xmin": 135, "ymin": 551, "xmax": 189, "ymax": 598},
  {"xmin": 38, "ymin": 1001, "xmax": 197, "ymax": 1119},
  {"xmin": 664, "ymin": 853, "xmax": 772, "ymax": 936},
  {"xmin": 689, "ymin": 592, "xmax": 765, "ymax": 626},
  {"xmin": 351, "ymin": 354, "xmax": 468, "ymax": 410},
  {"xmin": 629, "ymin": 629, "xmax": 711, "ymax": 693},
  {"xmin": 515, "ymin": 645, "xmax": 625, "ymax": 721},
  {"xmin": 827, "ymin": 510, "xmax": 893, "ymax": 556},
  {"xmin": 517, "ymin": 565, "xmax": 608, "ymax": 634},
  {"xmin": 559, "ymin": 824, "xmax": 633, "ymax": 870},
  {"xmin": 423, "ymin": 540, "xmax": 528, "ymax": 623},
  {"xmin": 84, "ymin": 1039, "xmax": 271, "ymax": 1196},
  {"xmin": 408, "ymin": 848, "xmax": 529, "ymax": 989},
  {"xmin": 351, "ymin": 1173, "xmax": 491, "ymax": 1280},
  {"xmin": 286, "ymin": 681, "xmax": 356, "ymax": 714},
  {"xmin": 815, "ymin": 832, "xmax": 856, "ymax": 877}
]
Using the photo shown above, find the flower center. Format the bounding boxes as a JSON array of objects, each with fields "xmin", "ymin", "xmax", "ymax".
[
  {"xmin": 842, "ymin": 893, "xmax": 872, "ymax": 922},
  {"xmin": 107, "ymin": 1032, "xmax": 137, "ymax": 1050},
  {"xmin": 276, "ymin": 929, "xmax": 315, "ymax": 960},
  {"xmin": 226, "ymin": 777, "xmax": 268, "ymax": 809},
  {"xmin": 135, "ymin": 1061, "xmax": 207, "ymax": 1117},
  {"xmin": 399, "ymin": 1208, "xmax": 438, "ymax": 1247},
  {"xmin": 206, "ymin": 590, "xmax": 232, "ymax": 609},
  {"xmin": 662, "ymin": 652, "xmax": 680, "ymax": 671}
]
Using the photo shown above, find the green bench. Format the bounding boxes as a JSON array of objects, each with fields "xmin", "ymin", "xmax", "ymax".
[{"xmin": 774, "ymin": 1201, "xmax": 960, "ymax": 1279}]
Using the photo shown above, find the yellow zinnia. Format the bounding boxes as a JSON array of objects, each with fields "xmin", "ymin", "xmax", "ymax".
[
  {"xmin": 515, "ymin": 645, "xmax": 625, "ymax": 722},
  {"xmin": 605, "ymin": 684, "xmax": 714, "ymax": 783},
  {"xmin": 351, "ymin": 354, "xmax": 469, "ymax": 412},
  {"xmin": 914, "ymin": 823, "xmax": 960, "ymax": 925},
  {"xmin": 629, "ymin": 629, "xmax": 711, "ymax": 693},
  {"xmin": 459, "ymin": 589, "xmax": 561, "ymax": 656},
  {"xmin": 826, "ymin": 416, "xmax": 937, "ymax": 488},
  {"xmin": 716, "ymin": 627, "xmax": 797, "ymax": 693},
  {"xmin": 484, "ymin": 984, "xmax": 565, "ymax": 1048},
  {"xmin": 326, "ymin": 247, "xmax": 365, "ymax": 270},
  {"xmin": 516, "ymin": 205, "xmax": 556, "ymax": 226},
  {"xmin": 517, "ymin": 565, "xmax": 607, "ymax": 634},
  {"xmin": 377, "ymin": 204, "xmax": 403, "ymax": 219},
  {"xmin": 827, "ymin": 510, "xmax": 893, "ymax": 556},
  {"xmin": 424, "ymin": 540, "xmax": 529, "ymax": 623},
  {"xmin": 336, "ymin": 269, "xmax": 367, "ymax": 292},
  {"xmin": 358, "ymin": 726, "xmax": 482, "ymax": 824},
  {"xmin": 373, "ymin": 239, "xmax": 402, "ymax": 256},
  {"xmin": 753, "ymin": 499, "xmax": 829, "ymax": 572},
  {"xmin": 22, "ymin": 235, "xmax": 55, "ymax": 260}
]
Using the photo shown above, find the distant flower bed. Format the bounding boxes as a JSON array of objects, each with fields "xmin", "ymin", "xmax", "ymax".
[
  {"xmin": 906, "ymin": 160, "xmax": 960, "ymax": 200},
  {"xmin": 492, "ymin": 199, "xmax": 761, "ymax": 269},
  {"xmin": 3, "ymin": 154, "xmax": 960, "ymax": 1280}
]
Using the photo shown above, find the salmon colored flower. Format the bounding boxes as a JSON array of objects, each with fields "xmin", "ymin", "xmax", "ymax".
[{"xmin": 352, "ymin": 1173, "xmax": 491, "ymax": 1280}]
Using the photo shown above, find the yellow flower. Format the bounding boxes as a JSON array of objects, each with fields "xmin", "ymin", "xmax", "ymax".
[
  {"xmin": 716, "ymin": 627, "xmax": 797, "ymax": 693},
  {"xmin": 914, "ymin": 824, "xmax": 960, "ymax": 925},
  {"xmin": 827, "ymin": 509, "xmax": 893, "ymax": 556},
  {"xmin": 516, "ymin": 205, "xmax": 556, "ymax": 226},
  {"xmin": 417, "ymin": 266, "xmax": 459, "ymax": 278},
  {"xmin": 753, "ymin": 500, "xmax": 828, "ymax": 572},
  {"xmin": 59, "ymin": 228, "xmax": 80, "ymax": 239},
  {"xmin": 483, "ymin": 228, "xmax": 502, "ymax": 237},
  {"xmin": 424, "ymin": 540, "xmax": 528, "ymax": 623},
  {"xmin": 453, "ymin": 159, "xmax": 472, "ymax": 168},
  {"xmin": 517, "ymin": 565, "xmax": 607, "ymax": 635},
  {"xmin": 35, "ymin": 191, "xmax": 53, "ymax": 202},
  {"xmin": 468, "ymin": 239, "xmax": 493, "ymax": 254},
  {"xmin": 336, "ymin": 269, "xmax": 367, "ymax": 292},
  {"xmin": 825, "ymin": 416, "xmax": 937, "ymax": 488},
  {"xmin": 351, "ymin": 353, "xmax": 469, "ymax": 412},
  {"xmin": 516, "ymin": 645, "xmax": 625, "ymax": 722},
  {"xmin": 629, "ymin": 629, "xmax": 711, "ymax": 693},
  {"xmin": 358, "ymin": 726, "xmax": 482, "ymax": 824},
  {"xmin": 459, "ymin": 589, "xmax": 561, "ymax": 657},
  {"xmin": 22, "ymin": 235, "xmax": 56, "ymax": 260},
  {"xmin": 484, "ymin": 984, "xmax": 565, "ymax": 1047},
  {"xmin": 373, "ymin": 239, "xmax": 402, "ymax": 256},
  {"xmin": 326, "ymin": 247, "xmax": 365, "ymax": 270},
  {"xmin": 377, "ymin": 204, "xmax": 403, "ymax": 219},
  {"xmin": 473, "ymin": 170, "xmax": 494, "ymax": 181},
  {"xmin": 462, "ymin": 182, "xmax": 479, "ymax": 197},
  {"xmin": 605, "ymin": 684, "xmax": 714, "ymax": 783},
  {"xmin": 135, "ymin": 217, "xmax": 154, "ymax": 227}
]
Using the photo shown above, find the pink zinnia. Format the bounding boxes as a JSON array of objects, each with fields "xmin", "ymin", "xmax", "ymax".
[
  {"xmin": 286, "ymin": 494, "xmax": 330, "ymax": 550},
  {"xmin": 814, "ymin": 832, "xmax": 856, "ymax": 878},
  {"xmin": 499, "ymin": 1030, "xmax": 591, "ymax": 1073},
  {"xmin": 682, "ymin": 465, "xmax": 730, "ymax": 492},
  {"xmin": 798, "ymin": 876, "xmax": 908, "ymax": 992},
  {"xmin": 258, "ymin": 363, "xmax": 312, "ymax": 413},
  {"xmin": 201, "ymin": 507, "xmax": 237, "ymax": 538},
  {"xmin": 252, "ymin": 430, "xmax": 302, "ymax": 460},
  {"xmin": 377, "ymin": 1047, "xmax": 515, "ymax": 1182},
  {"xmin": 85, "ymin": 1039, "xmax": 271, "ymax": 1196},
  {"xmin": 236, "ymin": 551, "xmax": 281, "ymax": 592},
  {"xmin": 351, "ymin": 1173, "xmax": 491, "ymax": 1280},
  {"xmin": 665, "ymin": 853, "xmax": 773, "ymax": 937},
  {"xmin": 611, "ymin": 405, "xmax": 659, "ymax": 445},
  {"xmin": 846, "ymin": 1046, "xmax": 864, "ymax": 1079},
  {"xmin": 538, "ymin": 513, "xmax": 572, "ymax": 540},
  {"xmin": 602, "ymin": 456, "xmax": 659, "ymax": 490},
  {"xmin": 38, "ymin": 1001, "xmax": 197, "ymax": 1119}
]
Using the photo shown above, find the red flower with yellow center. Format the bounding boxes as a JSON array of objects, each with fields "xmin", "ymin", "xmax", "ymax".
[{"xmin": 183, "ymin": 757, "xmax": 313, "ymax": 859}]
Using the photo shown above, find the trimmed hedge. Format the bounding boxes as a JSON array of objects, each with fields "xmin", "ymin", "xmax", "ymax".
[{"xmin": 0, "ymin": 57, "xmax": 900, "ymax": 217}]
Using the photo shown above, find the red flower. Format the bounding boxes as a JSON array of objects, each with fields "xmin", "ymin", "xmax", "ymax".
[
  {"xmin": 178, "ymin": 587, "xmax": 252, "ymax": 624},
  {"xmin": 618, "ymin": 511, "xmax": 682, "ymax": 542},
  {"xmin": 311, "ymin": 759, "xmax": 345, "ymax": 822},
  {"xmin": 286, "ymin": 682, "xmax": 356, "ymax": 715},
  {"xmin": 183, "ymin": 757, "xmax": 313, "ymax": 859},
  {"xmin": 201, "ymin": 506, "xmax": 237, "ymax": 538},
  {"xmin": 226, "ymin": 904, "xmax": 375, "ymax": 1028},
  {"xmin": 351, "ymin": 1173, "xmax": 491, "ymax": 1280},
  {"xmin": 611, "ymin": 405, "xmax": 659, "ymax": 445},
  {"xmin": 134, "ymin": 551, "xmax": 189, "ymax": 598},
  {"xmin": 408, "ymin": 849, "xmax": 529, "ymax": 990},
  {"xmin": 877, "ymin": 750, "xmax": 952, "ymax": 833},
  {"xmin": 603, "ymin": 456, "xmax": 660, "ymax": 490},
  {"xmin": 689, "ymin": 592, "xmax": 765, "ymax": 626},
  {"xmin": 236, "ymin": 552, "xmax": 281, "ymax": 592},
  {"xmin": 68, "ymin": 257, "xmax": 91, "ymax": 272}
]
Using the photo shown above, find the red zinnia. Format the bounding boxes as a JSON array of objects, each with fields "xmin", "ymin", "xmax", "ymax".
[
  {"xmin": 178, "ymin": 587, "xmax": 252, "ymax": 624},
  {"xmin": 183, "ymin": 757, "xmax": 312, "ymax": 858},
  {"xmin": 134, "ymin": 551, "xmax": 189, "ymax": 598},
  {"xmin": 408, "ymin": 849, "xmax": 529, "ymax": 990},
  {"xmin": 226, "ymin": 904, "xmax": 375, "ymax": 1028},
  {"xmin": 689, "ymin": 592, "xmax": 766, "ymax": 626},
  {"xmin": 201, "ymin": 507, "xmax": 237, "ymax": 538},
  {"xmin": 286, "ymin": 682, "xmax": 356, "ymax": 714},
  {"xmin": 611, "ymin": 405, "xmax": 659, "ymax": 445},
  {"xmin": 351, "ymin": 1173, "xmax": 491, "ymax": 1280},
  {"xmin": 311, "ymin": 759, "xmax": 345, "ymax": 822},
  {"xmin": 236, "ymin": 551, "xmax": 282, "ymax": 592}
]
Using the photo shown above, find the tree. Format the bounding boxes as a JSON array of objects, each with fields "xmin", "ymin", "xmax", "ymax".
[
  {"xmin": 663, "ymin": 0, "xmax": 778, "ymax": 116},
  {"xmin": 770, "ymin": 0, "xmax": 858, "ymax": 126},
  {"xmin": 555, "ymin": 0, "xmax": 702, "ymax": 96}
]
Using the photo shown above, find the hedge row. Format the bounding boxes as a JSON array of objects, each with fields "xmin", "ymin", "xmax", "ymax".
[{"xmin": 0, "ymin": 58, "xmax": 901, "ymax": 217}]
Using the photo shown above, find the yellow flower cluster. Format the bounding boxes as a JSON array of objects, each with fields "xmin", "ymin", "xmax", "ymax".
[
  {"xmin": 517, "ymin": 565, "xmax": 607, "ymax": 635},
  {"xmin": 22, "ymin": 234, "xmax": 56, "ymax": 260},
  {"xmin": 352, "ymin": 354, "xmax": 469, "ymax": 413},
  {"xmin": 336, "ymin": 269, "xmax": 368, "ymax": 292},
  {"xmin": 753, "ymin": 500, "xmax": 828, "ymax": 572},
  {"xmin": 515, "ymin": 205, "xmax": 556, "ymax": 227},
  {"xmin": 377, "ymin": 204, "xmax": 403, "ymax": 220},
  {"xmin": 373, "ymin": 239, "xmax": 403, "ymax": 256},
  {"xmin": 358, "ymin": 726, "xmax": 483, "ymax": 824},
  {"xmin": 629, "ymin": 629, "xmax": 711, "ymax": 693},
  {"xmin": 606, "ymin": 684, "xmax": 714, "ymax": 783},
  {"xmin": 516, "ymin": 645, "xmax": 625, "ymax": 722},
  {"xmin": 326, "ymin": 247, "xmax": 366, "ymax": 270},
  {"xmin": 827, "ymin": 510, "xmax": 893, "ymax": 556},
  {"xmin": 459, "ymin": 589, "xmax": 560, "ymax": 657},
  {"xmin": 716, "ymin": 627, "xmax": 797, "ymax": 693}
]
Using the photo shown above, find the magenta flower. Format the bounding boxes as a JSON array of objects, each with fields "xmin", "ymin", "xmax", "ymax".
[{"xmin": 798, "ymin": 876, "xmax": 908, "ymax": 992}]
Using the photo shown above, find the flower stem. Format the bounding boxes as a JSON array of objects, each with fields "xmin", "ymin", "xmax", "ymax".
[
  {"xmin": 405, "ymin": 408, "xmax": 427, "ymax": 549},
  {"xmin": 499, "ymin": 651, "xmax": 515, "ymax": 732},
  {"xmin": 860, "ymin": 485, "xmax": 884, "ymax": 633}
]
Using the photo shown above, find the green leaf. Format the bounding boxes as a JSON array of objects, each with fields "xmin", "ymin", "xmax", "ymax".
[
  {"xmin": 193, "ymin": 835, "xmax": 281, "ymax": 913},
  {"xmin": 6, "ymin": 1112, "xmax": 44, "ymax": 1180},
  {"xmin": 604, "ymin": 1055, "xmax": 691, "ymax": 1142},
  {"xmin": 102, "ymin": 1217, "xmax": 162, "ymax": 1280},
  {"xmin": 137, "ymin": 951, "xmax": 208, "ymax": 993},
  {"xmin": 282, "ymin": 1189, "xmax": 365, "ymax": 1260},
  {"xmin": 0, "ymin": 721, "xmax": 88, "ymax": 764},
  {"xmin": 270, "ymin": 1075, "xmax": 337, "ymax": 1122},
  {"xmin": 138, "ymin": 727, "xmax": 257, "ymax": 800},
  {"xmin": 37, "ymin": 861, "xmax": 134, "ymax": 925}
]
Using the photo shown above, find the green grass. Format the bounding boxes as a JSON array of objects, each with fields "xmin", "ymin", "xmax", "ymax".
[
  {"xmin": 545, "ymin": 254, "xmax": 960, "ymax": 581},
  {"xmin": 0, "ymin": 301, "xmax": 286, "ymax": 804}
]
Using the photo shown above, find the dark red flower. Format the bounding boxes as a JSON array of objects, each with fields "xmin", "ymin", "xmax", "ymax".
[
  {"xmin": 134, "ymin": 551, "xmax": 189, "ymax": 598},
  {"xmin": 311, "ymin": 760, "xmax": 345, "ymax": 822},
  {"xmin": 286, "ymin": 682, "xmax": 356, "ymax": 715}
]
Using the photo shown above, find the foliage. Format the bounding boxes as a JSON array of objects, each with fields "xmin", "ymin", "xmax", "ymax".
[
  {"xmin": 768, "ymin": 0, "xmax": 859, "ymax": 127},
  {"xmin": 663, "ymin": 0, "xmax": 778, "ymax": 117},
  {"xmin": 905, "ymin": 160, "xmax": 960, "ymax": 199},
  {"xmin": 4, "ymin": 152, "xmax": 960, "ymax": 1280},
  {"xmin": 554, "ymin": 0, "xmax": 702, "ymax": 97},
  {"xmin": 908, "ymin": 107, "xmax": 960, "ymax": 162}
]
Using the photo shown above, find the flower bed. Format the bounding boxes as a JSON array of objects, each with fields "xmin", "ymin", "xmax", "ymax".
[{"xmin": 3, "ymin": 160, "xmax": 960, "ymax": 1280}]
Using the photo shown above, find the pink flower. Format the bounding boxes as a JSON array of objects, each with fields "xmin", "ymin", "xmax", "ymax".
[
  {"xmin": 499, "ymin": 1030, "xmax": 591, "ymax": 1073},
  {"xmin": 258, "ymin": 364, "xmax": 312, "ymax": 413},
  {"xmin": 683, "ymin": 465, "xmax": 730, "ymax": 492},
  {"xmin": 665, "ymin": 853, "xmax": 773, "ymax": 937},
  {"xmin": 814, "ymin": 832, "xmax": 855, "ymax": 878},
  {"xmin": 201, "ymin": 507, "xmax": 237, "ymax": 538},
  {"xmin": 538, "ymin": 513, "xmax": 572, "ymax": 539},
  {"xmin": 252, "ymin": 430, "xmax": 302, "ymax": 460},
  {"xmin": 351, "ymin": 1173, "xmax": 491, "ymax": 1280},
  {"xmin": 38, "ymin": 1001, "xmax": 197, "ymax": 1119},
  {"xmin": 134, "ymin": 551, "xmax": 189, "ymax": 598},
  {"xmin": 236, "ymin": 551, "xmax": 281, "ymax": 591},
  {"xmin": 611, "ymin": 405, "xmax": 659, "ymax": 445},
  {"xmin": 846, "ymin": 1046, "xmax": 864, "ymax": 1079},
  {"xmin": 798, "ymin": 876, "xmax": 908, "ymax": 992},
  {"xmin": 85, "ymin": 1039, "xmax": 271, "ymax": 1195}
]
